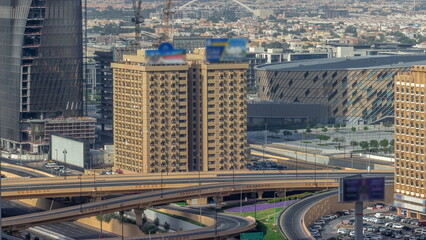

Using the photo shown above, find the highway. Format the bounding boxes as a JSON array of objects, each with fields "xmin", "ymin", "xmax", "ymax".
[
  {"xmin": 1, "ymin": 171, "xmax": 393, "ymax": 199},
  {"xmin": 2, "ymin": 172, "xmax": 393, "ymax": 229},
  {"xmin": 278, "ymin": 190, "xmax": 338, "ymax": 240}
]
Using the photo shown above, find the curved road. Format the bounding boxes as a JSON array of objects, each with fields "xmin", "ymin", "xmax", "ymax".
[{"xmin": 279, "ymin": 190, "xmax": 338, "ymax": 240}]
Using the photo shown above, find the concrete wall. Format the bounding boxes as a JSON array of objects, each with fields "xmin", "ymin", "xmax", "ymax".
[
  {"xmin": 18, "ymin": 198, "xmax": 68, "ymax": 210},
  {"xmin": 77, "ymin": 216, "xmax": 143, "ymax": 237},
  {"xmin": 156, "ymin": 208, "xmax": 216, "ymax": 226},
  {"xmin": 143, "ymin": 209, "xmax": 201, "ymax": 231}
]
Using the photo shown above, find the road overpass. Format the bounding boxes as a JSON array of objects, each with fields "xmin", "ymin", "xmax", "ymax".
[
  {"xmin": 1, "ymin": 171, "xmax": 393, "ymax": 230},
  {"xmin": 1, "ymin": 170, "xmax": 393, "ymax": 200}
]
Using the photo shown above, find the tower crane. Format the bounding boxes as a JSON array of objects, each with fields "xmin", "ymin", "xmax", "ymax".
[
  {"xmin": 132, "ymin": 0, "xmax": 143, "ymax": 42},
  {"xmin": 163, "ymin": 0, "xmax": 174, "ymax": 42}
]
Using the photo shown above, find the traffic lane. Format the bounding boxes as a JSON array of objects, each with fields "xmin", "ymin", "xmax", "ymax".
[
  {"xmin": 160, "ymin": 205, "xmax": 249, "ymax": 232},
  {"xmin": 280, "ymin": 191, "xmax": 337, "ymax": 240},
  {"xmin": 2, "ymin": 183, "xmax": 255, "ymax": 228},
  {"xmin": 38, "ymin": 222, "xmax": 116, "ymax": 239},
  {"xmin": 1, "ymin": 172, "xmax": 393, "ymax": 192},
  {"xmin": 3, "ymin": 200, "xmax": 117, "ymax": 239}
]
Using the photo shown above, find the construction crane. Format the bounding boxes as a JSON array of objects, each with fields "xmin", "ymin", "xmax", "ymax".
[
  {"xmin": 163, "ymin": 0, "xmax": 173, "ymax": 42},
  {"xmin": 132, "ymin": 0, "xmax": 144, "ymax": 42}
]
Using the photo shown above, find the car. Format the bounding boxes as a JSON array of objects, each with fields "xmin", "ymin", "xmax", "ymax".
[
  {"xmin": 382, "ymin": 229, "xmax": 392, "ymax": 236},
  {"xmin": 410, "ymin": 219, "xmax": 420, "ymax": 225},
  {"xmin": 44, "ymin": 163, "xmax": 57, "ymax": 168},
  {"xmin": 348, "ymin": 219, "xmax": 355, "ymax": 225},
  {"xmin": 376, "ymin": 219, "xmax": 385, "ymax": 224},
  {"xmin": 419, "ymin": 222, "xmax": 426, "ymax": 227},
  {"xmin": 312, "ymin": 224, "xmax": 322, "ymax": 230},
  {"xmin": 349, "ymin": 231, "xmax": 355, "ymax": 237},
  {"xmin": 54, "ymin": 165, "xmax": 64, "ymax": 170},
  {"xmin": 385, "ymin": 222, "xmax": 393, "ymax": 228},
  {"xmin": 59, "ymin": 168, "xmax": 71, "ymax": 174},
  {"xmin": 375, "ymin": 213, "xmax": 385, "ymax": 219},
  {"xmin": 370, "ymin": 217, "xmax": 379, "ymax": 223},
  {"xmin": 402, "ymin": 217, "xmax": 413, "ymax": 223},
  {"xmin": 389, "ymin": 206, "xmax": 397, "ymax": 211},
  {"xmin": 337, "ymin": 228, "xmax": 349, "ymax": 235},
  {"xmin": 394, "ymin": 234, "xmax": 403, "ymax": 239},
  {"xmin": 322, "ymin": 215, "xmax": 332, "ymax": 221},
  {"xmin": 313, "ymin": 221, "xmax": 325, "ymax": 226},
  {"xmin": 378, "ymin": 226, "xmax": 386, "ymax": 232},
  {"xmin": 393, "ymin": 223, "xmax": 404, "ymax": 229}
]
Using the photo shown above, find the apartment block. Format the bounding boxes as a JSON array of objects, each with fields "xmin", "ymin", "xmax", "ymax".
[
  {"xmin": 188, "ymin": 49, "xmax": 248, "ymax": 171},
  {"xmin": 394, "ymin": 66, "xmax": 426, "ymax": 219},
  {"xmin": 112, "ymin": 51, "xmax": 189, "ymax": 173},
  {"xmin": 112, "ymin": 49, "xmax": 248, "ymax": 173}
]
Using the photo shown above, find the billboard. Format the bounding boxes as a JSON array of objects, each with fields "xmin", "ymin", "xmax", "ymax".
[
  {"xmin": 339, "ymin": 176, "xmax": 385, "ymax": 203},
  {"xmin": 51, "ymin": 134, "xmax": 89, "ymax": 168},
  {"xmin": 145, "ymin": 43, "xmax": 186, "ymax": 65},
  {"xmin": 206, "ymin": 38, "xmax": 247, "ymax": 62}
]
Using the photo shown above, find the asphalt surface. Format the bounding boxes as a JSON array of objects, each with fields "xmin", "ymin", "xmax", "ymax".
[
  {"xmin": 279, "ymin": 190, "xmax": 338, "ymax": 240},
  {"xmin": 3, "ymin": 200, "xmax": 117, "ymax": 239},
  {"xmin": 1, "ymin": 172, "xmax": 394, "ymax": 194},
  {"xmin": 160, "ymin": 205, "xmax": 254, "ymax": 235}
]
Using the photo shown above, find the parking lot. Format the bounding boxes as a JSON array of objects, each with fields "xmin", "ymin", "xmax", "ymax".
[{"xmin": 310, "ymin": 203, "xmax": 426, "ymax": 240}]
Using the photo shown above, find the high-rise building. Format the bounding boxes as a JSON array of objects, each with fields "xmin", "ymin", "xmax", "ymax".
[
  {"xmin": 187, "ymin": 49, "xmax": 248, "ymax": 171},
  {"xmin": 0, "ymin": 0, "xmax": 83, "ymax": 152},
  {"xmin": 112, "ymin": 50, "xmax": 189, "ymax": 173},
  {"xmin": 112, "ymin": 49, "xmax": 248, "ymax": 173},
  {"xmin": 394, "ymin": 66, "xmax": 426, "ymax": 218}
]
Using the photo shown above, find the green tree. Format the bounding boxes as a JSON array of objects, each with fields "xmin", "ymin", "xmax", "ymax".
[
  {"xmin": 351, "ymin": 127, "xmax": 356, "ymax": 133},
  {"xmin": 359, "ymin": 141, "xmax": 369, "ymax": 151},
  {"xmin": 305, "ymin": 127, "xmax": 312, "ymax": 133},
  {"xmin": 317, "ymin": 134, "xmax": 330, "ymax": 143},
  {"xmin": 379, "ymin": 139, "xmax": 389, "ymax": 148},
  {"xmin": 164, "ymin": 222, "xmax": 170, "ymax": 231},
  {"xmin": 154, "ymin": 217, "xmax": 160, "ymax": 227},
  {"xmin": 370, "ymin": 140, "xmax": 379, "ymax": 150},
  {"xmin": 363, "ymin": 126, "xmax": 369, "ymax": 131},
  {"xmin": 283, "ymin": 130, "xmax": 292, "ymax": 140},
  {"xmin": 350, "ymin": 140, "xmax": 358, "ymax": 150},
  {"xmin": 322, "ymin": 127, "xmax": 328, "ymax": 133},
  {"xmin": 141, "ymin": 223, "xmax": 158, "ymax": 235}
]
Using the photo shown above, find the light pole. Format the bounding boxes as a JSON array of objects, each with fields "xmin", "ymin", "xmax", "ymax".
[
  {"xmin": 79, "ymin": 174, "xmax": 82, "ymax": 213},
  {"xmin": 198, "ymin": 153, "xmax": 201, "ymax": 186},
  {"xmin": 273, "ymin": 192, "xmax": 278, "ymax": 226},
  {"xmin": 295, "ymin": 151, "xmax": 298, "ymax": 178},
  {"xmin": 240, "ymin": 185, "xmax": 243, "ymax": 217},
  {"xmin": 215, "ymin": 207, "xmax": 218, "ymax": 236},
  {"xmin": 263, "ymin": 123, "xmax": 268, "ymax": 175},
  {"xmin": 160, "ymin": 163, "xmax": 165, "ymax": 199},
  {"xmin": 63, "ymin": 149, "xmax": 67, "ymax": 179},
  {"xmin": 120, "ymin": 203, "xmax": 124, "ymax": 240},
  {"xmin": 198, "ymin": 194, "xmax": 202, "ymax": 224},
  {"xmin": 314, "ymin": 145, "xmax": 317, "ymax": 185}
]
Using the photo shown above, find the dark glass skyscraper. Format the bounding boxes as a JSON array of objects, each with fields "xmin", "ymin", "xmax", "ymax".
[{"xmin": 0, "ymin": 0, "xmax": 83, "ymax": 151}]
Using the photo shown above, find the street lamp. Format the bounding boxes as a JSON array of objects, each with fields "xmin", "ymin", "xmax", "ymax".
[
  {"xmin": 79, "ymin": 174, "xmax": 82, "ymax": 213},
  {"xmin": 120, "ymin": 203, "xmax": 124, "ymax": 240},
  {"xmin": 63, "ymin": 149, "xmax": 67, "ymax": 179},
  {"xmin": 273, "ymin": 192, "xmax": 278, "ymax": 226},
  {"xmin": 160, "ymin": 163, "xmax": 165, "ymax": 198},
  {"xmin": 263, "ymin": 123, "xmax": 268, "ymax": 175}
]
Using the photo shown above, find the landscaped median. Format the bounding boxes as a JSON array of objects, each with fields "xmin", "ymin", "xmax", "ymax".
[{"xmin": 224, "ymin": 192, "xmax": 313, "ymax": 240}]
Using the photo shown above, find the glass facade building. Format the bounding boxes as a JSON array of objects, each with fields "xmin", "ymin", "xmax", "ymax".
[
  {"xmin": 0, "ymin": 0, "xmax": 83, "ymax": 151},
  {"xmin": 255, "ymin": 55, "xmax": 426, "ymax": 124}
]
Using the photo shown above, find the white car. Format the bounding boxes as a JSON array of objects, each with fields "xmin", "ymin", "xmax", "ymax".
[
  {"xmin": 385, "ymin": 222, "xmax": 393, "ymax": 228},
  {"xmin": 375, "ymin": 213, "xmax": 384, "ymax": 219},
  {"xmin": 394, "ymin": 234, "xmax": 403, "ymax": 239},
  {"xmin": 337, "ymin": 228, "xmax": 349, "ymax": 235},
  {"xmin": 393, "ymin": 223, "xmax": 404, "ymax": 229}
]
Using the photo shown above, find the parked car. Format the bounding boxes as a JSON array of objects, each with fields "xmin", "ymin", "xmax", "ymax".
[
  {"xmin": 393, "ymin": 223, "xmax": 404, "ymax": 229},
  {"xmin": 59, "ymin": 168, "xmax": 71, "ymax": 174},
  {"xmin": 375, "ymin": 213, "xmax": 385, "ymax": 219},
  {"xmin": 419, "ymin": 221, "xmax": 426, "ymax": 227},
  {"xmin": 337, "ymin": 228, "xmax": 349, "ymax": 235},
  {"xmin": 410, "ymin": 219, "xmax": 419, "ymax": 225},
  {"xmin": 389, "ymin": 206, "xmax": 397, "ymax": 211}
]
